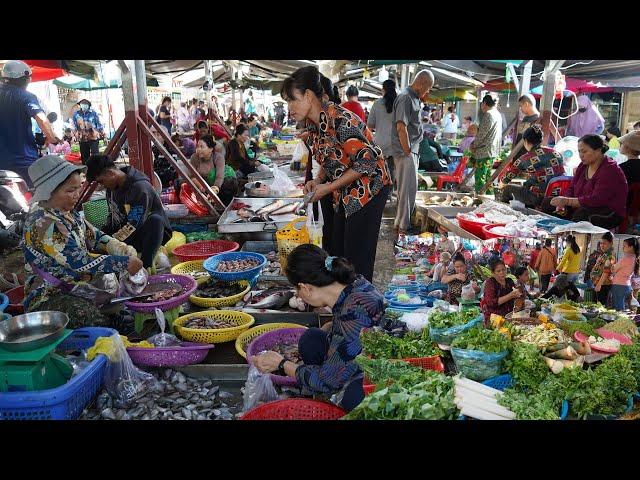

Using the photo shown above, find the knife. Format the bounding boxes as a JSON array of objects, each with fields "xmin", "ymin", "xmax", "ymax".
[{"xmin": 110, "ymin": 292, "xmax": 158, "ymax": 304}]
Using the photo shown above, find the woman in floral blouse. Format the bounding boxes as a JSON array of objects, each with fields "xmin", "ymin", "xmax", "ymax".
[
  {"xmin": 281, "ymin": 66, "xmax": 392, "ymax": 281},
  {"xmin": 23, "ymin": 155, "xmax": 143, "ymax": 328},
  {"xmin": 590, "ymin": 232, "xmax": 616, "ymax": 306}
]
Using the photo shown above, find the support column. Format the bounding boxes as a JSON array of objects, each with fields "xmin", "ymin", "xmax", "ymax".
[
  {"xmin": 119, "ymin": 60, "xmax": 140, "ymax": 170},
  {"xmin": 540, "ymin": 60, "xmax": 565, "ymax": 145},
  {"xmin": 134, "ymin": 60, "xmax": 154, "ymax": 179}
]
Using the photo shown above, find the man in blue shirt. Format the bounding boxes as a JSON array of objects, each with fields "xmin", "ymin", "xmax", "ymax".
[
  {"xmin": 0, "ymin": 60, "xmax": 60, "ymax": 187},
  {"xmin": 73, "ymin": 98, "xmax": 105, "ymax": 164}
]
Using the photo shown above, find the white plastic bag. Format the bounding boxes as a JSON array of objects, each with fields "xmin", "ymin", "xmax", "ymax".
[
  {"xmin": 119, "ymin": 268, "xmax": 148, "ymax": 296},
  {"xmin": 461, "ymin": 283, "xmax": 476, "ymax": 301},
  {"xmin": 306, "ymin": 202, "xmax": 324, "ymax": 247},
  {"xmin": 147, "ymin": 308, "xmax": 182, "ymax": 347},
  {"xmin": 155, "ymin": 250, "xmax": 171, "ymax": 272},
  {"xmin": 292, "ymin": 139, "xmax": 307, "ymax": 164},
  {"xmin": 242, "ymin": 363, "xmax": 279, "ymax": 413},
  {"xmin": 400, "ymin": 311, "xmax": 430, "ymax": 332},
  {"xmin": 270, "ymin": 164, "xmax": 295, "ymax": 192}
]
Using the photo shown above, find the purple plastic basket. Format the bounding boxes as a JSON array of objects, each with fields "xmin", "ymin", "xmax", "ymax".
[
  {"xmin": 125, "ymin": 274, "xmax": 198, "ymax": 313},
  {"xmin": 247, "ymin": 328, "xmax": 306, "ymax": 387},
  {"xmin": 126, "ymin": 342, "xmax": 214, "ymax": 367}
]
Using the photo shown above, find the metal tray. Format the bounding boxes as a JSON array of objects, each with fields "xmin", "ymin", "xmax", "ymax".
[
  {"xmin": 416, "ymin": 191, "xmax": 482, "ymax": 207},
  {"xmin": 217, "ymin": 197, "xmax": 306, "ymax": 234}
]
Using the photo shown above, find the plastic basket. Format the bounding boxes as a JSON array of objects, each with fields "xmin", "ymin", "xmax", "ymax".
[
  {"xmin": 82, "ymin": 198, "xmax": 109, "ymax": 230},
  {"xmin": 164, "ymin": 204, "xmax": 189, "ymax": 219},
  {"xmin": 179, "ymin": 182, "xmax": 209, "ymax": 216},
  {"xmin": 4, "ymin": 285, "xmax": 24, "ymax": 315},
  {"xmin": 456, "ymin": 213, "xmax": 504, "ymax": 240},
  {"xmin": 0, "ymin": 293, "xmax": 8, "ymax": 313},
  {"xmin": 241, "ymin": 398, "xmax": 345, "ymax": 420},
  {"xmin": 165, "ymin": 231, "xmax": 187, "ymax": 254},
  {"xmin": 189, "ymin": 278, "xmax": 250, "ymax": 308},
  {"xmin": 397, "ymin": 355, "xmax": 445, "ymax": 372},
  {"xmin": 451, "ymin": 347, "xmax": 508, "ymax": 382},
  {"xmin": 482, "ymin": 373, "xmax": 514, "ymax": 391},
  {"xmin": 246, "ymin": 328, "xmax": 306, "ymax": 387},
  {"xmin": 174, "ymin": 310, "xmax": 255, "ymax": 344},
  {"xmin": 275, "ymin": 217, "xmax": 309, "ymax": 271},
  {"xmin": 126, "ymin": 342, "xmax": 213, "ymax": 368},
  {"xmin": 429, "ymin": 315, "xmax": 483, "ymax": 345},
  {"xmin": 173, "ymin": 239, "xmax": 239, "ymax": 262},
  {"xmin": 0, "ymin": 327, "xmax": 114, "ymax": 420},
  {"xmin": 203, "ymin": 252, "xmax": 267, "ymax": 282},
  {"xmin": 583, "ymin": 394, "xmax": 634, "ymax": 420},
  {"xmin": 235, "ymin": 323, "xmax": 308, "ymax": 359},
  {"xmin": 171, "ymin": 259, "xmax": 208, "ymax": 280},
  {"xmin": 124, "ymin": 274, "xmax": 197, "ymax": 313}
]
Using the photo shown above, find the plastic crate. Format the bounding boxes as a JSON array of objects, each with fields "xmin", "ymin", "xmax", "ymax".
[
  {"xmin": 241, "ymin": 399, "xmax": 345, "ymax": 420},
  {"xmin": 482, "ymin": 374, "xmax": 514, "ymax": 391},
  {"xmin": 0, "ymin": 327, "xmax": 115, "ymax": 420},
  {"xmin": 400, "ymin": 355, "xmax": 445, "ymax": 372}
]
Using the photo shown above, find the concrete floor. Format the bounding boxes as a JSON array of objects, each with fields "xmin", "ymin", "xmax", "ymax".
[{"xmin": 372, "ymin": 200, "xmax": 398, "ymax": 293}]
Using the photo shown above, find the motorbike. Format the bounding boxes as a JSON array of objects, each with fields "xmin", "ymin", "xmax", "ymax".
[{"xmin": 0, "ymin": 170, "xmax": 30, "ymax": 254}]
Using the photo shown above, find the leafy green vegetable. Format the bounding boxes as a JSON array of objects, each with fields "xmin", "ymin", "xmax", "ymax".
[
  {"xmin": 429, "ymin": 307, "xmax": 481, "ymax": 330},
  {"xmin": 361, "ymin": 329, "xmax": 441, "ymax": 359},
  {"xmin": 497, "ymin": 388, "xmax": 560, "ymax": 420},
  {"xmin": 355, "ymin": 356, "xmax": 435, "ymax": 387},
  {"xmin": 343, "ymin": 370, "xmax": 458, "ymax": 420},
  {"xmin": 618, "ymin": 342, "xmax": 640, "ymax": 385},
  {"xmin": 505, "ymin": 342, "xmax": 549, "ymax": 391},
  {"xmin": 557, "ymin": 320, "xmax": 605, "ymax": 339},
  {"xmin": 451, "ymin": 327, "xmax": 511, "ymax": 354}
]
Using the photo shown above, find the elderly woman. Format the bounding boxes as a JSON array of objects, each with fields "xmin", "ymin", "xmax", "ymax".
[
  {"xmin": 441, "ymin": 253, "xmax": 480, "ymax": 305},
  {"xmin": 190, "ymin": 134, "xmax": 238, "ymax": 205},
  {"xmin": 470, "ymin": 94, "xmax": 502, "ymax": 194},
  {"xmin": 499, "ymin": 125, "xmax": 565, "ymax": 208},
  {"xmin": 252, "ymin": 245, "xmax": 384, "ymax": 412},
  {"xmin": 482, "ymin": 258, "xmax": 522, "ymax": 323},
  {"xmin": 546, "ymin": 134, "xmax": 628, "ymax": 229},
  {"xmin": 22, "ymin": 156, "xmax": 143, "ymax": 329}
]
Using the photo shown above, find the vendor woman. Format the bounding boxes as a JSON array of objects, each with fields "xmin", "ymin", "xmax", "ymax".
[
  {"xmin": 22, "ymin": 155, "xmax": 143, "ymax": 329},
  {"xmin": 252, "ymin": 244, "xmax": 384, "ymax": 412},
  {"xmin": 282, "ymin": 66, "xmax": 391, "ymax": 282},
  {"xmin": 546, "ymin": 134, "xmax": 628, "ymax": 229},
  {"xmin": 441, "ymin": 253, "xmax": 480, "ymax": 305},
  {"xmin": 482, "ymin": 258, "xmax": 523, "ymax": 324}
]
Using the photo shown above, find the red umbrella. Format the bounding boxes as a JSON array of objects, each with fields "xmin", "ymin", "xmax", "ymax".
[
  {"xmin": 531, "ymin": 77, "xmax": 613, "ymax": 98},
  {"xmin": 483, "ymin": 79, "xmax": 517, "ymax": 93},
  {"xmin": 21, "ymin": 60, "xmax": 66, "ymax": 82}
]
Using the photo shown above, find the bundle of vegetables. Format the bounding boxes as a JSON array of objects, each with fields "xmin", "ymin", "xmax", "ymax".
[
  {"xmin": 472, "ymin": 264, "xmax": 492, "ymax": 282},
  {"xmin": 515, "ymin": 324, "xmax": 568, "ymax": 349},
  {"xmin": 557, "ymin": 319, "xmax": 605, "ymax": 339},
  {"xmin": 451, "ymin": 327, "xmax": 511, "ymax": 381},
  {"xmin": 601, "ymin": 317, "xmax": 639, "ymax": 338},
  {"xmin": 429, "ymin": 307, "xmax": 481, "ymax": 329},
  {"xmin": 504, "ymin": 343, "xmax": 549, "ymax": 391},
  {"xmin": 453, "ymin": 376, "xmax": 518, "ymax": 420},
  {"xmin": 451, "ymin": 327, "xmax": 511, "ymax": 354},
  {"xmin": 497, "ymin": 388, "xmax": 560, "ymax": 420},
  {"xmin": 360, "ymin": 328, "xmax": 441, "ymax": 359},
  {"xmin": 618, "ymin": 342, "xmax": 640, "ymax": 385},
  {"xmin": 356, "ymin": 356, "xmax": 434, "ymax": 387},
  {"xmin": 344, "ymin": 370, "xmax": 458, "ymax": 420}
]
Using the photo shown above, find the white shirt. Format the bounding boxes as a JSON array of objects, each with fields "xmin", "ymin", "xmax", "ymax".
[{"xmin": 442, "ymin": 113, "xmax": 460, "ymax": 134}]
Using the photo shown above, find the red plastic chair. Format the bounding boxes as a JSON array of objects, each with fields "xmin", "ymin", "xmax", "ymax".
[
  {"xmin": 436, "ymin": 156, "xmax": 469, "ymax": 190},
  {"xmin": 544, "ymin": 175, "xmax": 572, "ymax": 198},
  {"xmin": 619, "ymin": 183, "xmax": 640, "ymax": 233}
]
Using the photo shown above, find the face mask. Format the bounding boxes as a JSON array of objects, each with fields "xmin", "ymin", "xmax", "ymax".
[
  {"xmin": 578, "ymin": 107, "xmax": 587, "ymax": 113},
  {"xmin": 80, "ymin": 104, "xmax": 89, "ymax": 111}
]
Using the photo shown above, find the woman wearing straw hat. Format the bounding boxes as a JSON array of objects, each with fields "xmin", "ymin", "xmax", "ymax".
[{"xmin": 22, "ymin": 155, "xmax": 143, "ymax": 329}]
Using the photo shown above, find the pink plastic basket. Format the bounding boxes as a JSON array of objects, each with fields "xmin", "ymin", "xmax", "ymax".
[
  {"xmin": 246, "ymin": 328, "xmax": 306, "ymax": 387},
  {"xmin": 126, "ymin": 342, "xmax": 213, "ymax": 367},
  {"xmin": 125, "ymin": 274, "xmax": 198, "ymax": 313}
]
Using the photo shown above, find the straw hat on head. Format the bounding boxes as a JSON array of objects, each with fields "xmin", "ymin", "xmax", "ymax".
[
  {"xmin": 28, "ymin": 155, "xmax": 85, "ymax": 203},
  {"xmin": 619, "ymin": 130, "xmax": 640, "ymax": 153}
]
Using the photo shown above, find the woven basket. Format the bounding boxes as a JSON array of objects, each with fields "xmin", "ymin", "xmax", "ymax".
[
  {"xmin": 173, "ymin": 310, "xmax": 255, "ymax": 344},
  {"xmin": 240, "ymin": 399, "xmax": 345, "ymax": 420},
  {"xmin": 235, "ymin": 323, "xmax": 308, "ymax": 359},
  {"xmin": 170, "ymin": 259, "xmax": 209, "ymax": 280},
  {"xmin": 173, "ymin": 240, "xmax": 239, "ymax": 262},
  {"xmin": 275, "ymin": 217, "xmax": 309, "ymax": 270},
  {"xmin": 83, "ymin": 199, "xmax": 109, "ymax": 230},
  {"xmin": 189, "ymin": 278, "xmax": 250, "ymax": 308},
  {"xmin": 247, "ymin": 328, "xmax": 306, "ymax": 387}
]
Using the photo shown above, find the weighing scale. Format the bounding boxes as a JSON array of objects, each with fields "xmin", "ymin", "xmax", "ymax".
[{"xmin": 0, "ymin": 329, "xmax": 74, "ymax": 392}]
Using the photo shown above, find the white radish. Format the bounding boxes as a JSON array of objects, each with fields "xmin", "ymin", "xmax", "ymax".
[
  {"xmin": 454, "ymin": 384, "xmax": 499, "ymax": 401},
  {"xmin": 454, "ymin": 394, "xmax": 516, "ymax": 419},
  {"xmin": 454, "ymin": 376, "xmax": 501, "ymax": 398},
  {"xmin": 459, "ymin": 404, "xmax": 511, "ymax": 421}
]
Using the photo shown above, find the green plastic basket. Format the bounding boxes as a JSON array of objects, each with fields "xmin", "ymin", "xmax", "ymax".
[{"xmin": 83, "ymin": 199, "xmax": 109, "ymax": 230}]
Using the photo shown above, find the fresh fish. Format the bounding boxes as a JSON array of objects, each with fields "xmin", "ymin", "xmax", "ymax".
[
  {"xmin": 255, "ymin": 200, "xmax": 283, "ymax": 215},
  {"xmin": 236, "ymin": 207, "xmax": 256, "ymax": 219},
  {"xmin": 248, "ymin": 290, "xmax": 294, "ymax": 309},
  {"xmin": 249, "ymin": 213, "xmax": 273, "ymax": 222},
  {"xmin": 270, "ymin": 202, "xmax": 301, "ymax": 216}
]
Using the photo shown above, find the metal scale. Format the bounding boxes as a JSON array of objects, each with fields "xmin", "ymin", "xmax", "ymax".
[{"xmin": 0, "ymin": 312, "xmax": 73, "ymax": 392}]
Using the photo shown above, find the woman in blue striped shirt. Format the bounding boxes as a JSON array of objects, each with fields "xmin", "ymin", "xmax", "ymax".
[{"xmin": 252, "ymin": 244, "xmax": 384, "ymax": 411}]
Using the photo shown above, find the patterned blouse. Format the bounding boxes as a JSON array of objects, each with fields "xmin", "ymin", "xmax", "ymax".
[
  {"xmin": 305, "ymin": 102, "xmax": 392, "ymax": 217},
  {"xmin": 22, "ymin": 204, "xmax": 130, "ymax": 307},
  {"xmin": 590, "ymin": 247, "xmax": 616, "ymax": 286},
  {"xmin": 482, "ymin": 276, "xmax": 517, "ymax": 323},
  {"xmin": 502, "ymin": 145, "xmax": 565, "ymax": 197},
  {"xmin": 444, "ymin": 265, "xmax": 473, "ymax": 305},
  {"xmin": 295, "ymin": 275, "xmax": 384, "ymax": 396}
]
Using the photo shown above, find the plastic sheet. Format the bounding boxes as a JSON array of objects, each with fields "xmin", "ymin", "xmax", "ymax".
[
  {"xmin": 451, "ymin": 347, "xmax": 508, "ymax": 381},
  {"xmin": 429, "ymin": 314, "xmax": 483, "ymax": 346}
]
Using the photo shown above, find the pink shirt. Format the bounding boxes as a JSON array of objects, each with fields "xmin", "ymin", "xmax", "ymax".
[{"xmin": 612, "ymin": 254, "xmax": 636, "ymax": 286}]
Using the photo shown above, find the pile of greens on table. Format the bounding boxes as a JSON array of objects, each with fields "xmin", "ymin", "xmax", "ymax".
[
  {"xmin": 361, "ymin": 328, "xmax": 441, "ymax": 359},
  {"xmin": 345, "ymin": 357, "xmax": 458, "ymax": 420},
  {"xmin": 429, "ymin": 307, "xmax": 481, "ymax": 330},
  {"xmin": 450, "ymin": 326, "xmax": 511, "ymax": 353}
]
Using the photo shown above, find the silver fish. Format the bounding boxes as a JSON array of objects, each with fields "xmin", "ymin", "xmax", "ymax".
[
  {"xmin": 255, "ymin": 200, "xmax": 283, "ymax": 215},
  {"xmin": 270, "ymin": 202, "xmax": 301, "ymax": 216},
  {"xmin": 249, "ymin": 290, "xmax": 294, "ymax": 309}
]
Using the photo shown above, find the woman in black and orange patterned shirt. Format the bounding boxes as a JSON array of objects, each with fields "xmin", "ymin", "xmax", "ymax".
[{"xmin": 281, "ymin": 66, "xmax": 392, "ymax": 282}]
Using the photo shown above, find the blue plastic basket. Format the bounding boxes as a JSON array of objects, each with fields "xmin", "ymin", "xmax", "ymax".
[
  {"xmin": 422, "ymin": 282, "xmax": 448, "ymax": 294},
  {"xmin": 388, "ymin": 297, "xmax": 434, "ymax": 309},
  {"xmin": 536, "ymin": 218, "xmax": 572, "ymax": 232},
  {"xmin": 387, "ymin": 282, "xmax": 420, "ymax": 292},
  {"xmin": 0, "ymin": 327, "xmax": 115, "ymax": 420},
  {"xmin": 203, "ymin": 252, "xmax": 267, "ymax": 282},
  {"xmin": 0, "ymin": 293, "xmax": 9, "ymax": 313}
]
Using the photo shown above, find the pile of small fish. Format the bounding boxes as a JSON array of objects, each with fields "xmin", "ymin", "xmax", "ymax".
[
  {"xmin": 194, "ymin": 280, "xmax": 245, "ymax": 299},
  {"xmin": 80, "ymin": 370, "xmax": 241, "ymax": 420},
  {"xmin": 262, "ymin": 251, "xmax": 282, "ymax": 276},
  {"xmin": 232, "ymin": 200, "xmax": 305, "ymax": 223},
  {"xmin": 138, "ymin": 285, "xmax": 183, "ymax": 303},
  {"xmin": 423, "ymin": 194, "xmax": 476, "ymax": 207},
  {"xmin": 242, "ymin": 287, "xmax": 294, "ymax": 309},
  {"xmin": 215, "ymin": 258, "xmax": 261, "ymax": 273},
  {"xmin": 182, "ymin": 317, "xmax": 237, "ymax": 330},
  {"xmin": 272, "ymin": 342, "xmax": 302, "ymax": 365}
]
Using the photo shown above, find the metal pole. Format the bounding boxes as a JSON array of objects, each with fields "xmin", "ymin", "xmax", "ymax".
[
  {"xmin": 134, "ymin": 60, "xmax": 154, "ymax": 179},
  {"xmin": 540, "ymin": 60, "xmax": 565, "ymax": 145},
  {"xmin": 118, "ymin": 60, "xmax": 140, "ymax": 170},
  {"xmin": 520, "ymin": 60, "xmax": 533, "ymax": 96}
]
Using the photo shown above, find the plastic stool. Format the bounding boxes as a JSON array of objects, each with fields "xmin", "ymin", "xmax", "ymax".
[{"xmin": 133, "ymin": 306, "xmax": 182, "ymax": 334}]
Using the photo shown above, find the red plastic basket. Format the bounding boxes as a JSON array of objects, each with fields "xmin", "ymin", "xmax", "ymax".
[
  {"xmin": 172, "ymin": 240, "xmax": 240, "ymax": 262},
  {"xmin": 240, "ymin": 399, "xmax": 346, "ymax": 420},
  {"xmin": 481, "ymin": 224, "xmax": 507, "ymax": 239},
  {"xmin": 65, "ymin": 153, "xmax": 82, "ymax": 165},
  {"xmin": 456, "ymin": 213, "xmax": 505, "ymax": 240},
  {"xmin": 5, "ymin": 285, "xmax": 24, "ymax": 315},
  {"xmin": 400, "ymin": 355, "xmax": 445, "ymax": 372},
  {"xmin": 179, "ymin": 182, "xmax": 209, "ymax": 216}
]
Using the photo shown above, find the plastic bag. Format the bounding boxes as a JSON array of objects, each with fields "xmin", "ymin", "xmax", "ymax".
[
  {"xmin": 292, "ymin": 139, "xmax": 307, "ymax": 165},
  {"xmin": 270, "ymin": 163, "xmax": 295, "ymax": 192},
  {"xmin": 461, "ymin": 283, "xmax": 476, "ymax": 301},
  {"xmin": 155, "ymin": 250, "xmax": 171, "ymax": 272},
  {"xmin": 242, "ymin": 362, "xmax": 279, "ymax": 413},
  {"xmin": 429, "ymin": 313, "xmax": 483, "ymax": 346},
  {"xmin": 119, "ymin": 268, "xmax": 149, "ymax": 297},
  {"xmin": 147, "ymin": 308, "xmax": 182, "ymax": 347},
  {"xmin": 400, "ymin": 311, "xmax": 430, "ymax": 332},
  {"xmin": 451, "ymin": 347, "xmax": 508, "ymax": 381},
  {"xmin": 102, "ymin": 333, "xmax": 158, "ymax": 408},
  {"xmin": 306, "ymin": 201, "xmax": 324, "ymax": 248}
]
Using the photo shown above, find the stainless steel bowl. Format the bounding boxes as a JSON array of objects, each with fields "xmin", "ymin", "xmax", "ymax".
[{"xmin": 0, "ymin": 311, "xmax": 69, "ymax": 352}]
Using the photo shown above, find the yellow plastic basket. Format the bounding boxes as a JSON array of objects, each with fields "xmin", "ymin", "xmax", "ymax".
[
  {"xmin": 235, "ymin": 323, "xmax": 308, "ymax": 359},
  {"xmin": 189, "ymin": 278, "xmax": 250, "ymax": 308},
  {"xmin": 174, "ymin": 310, "xmax": 255, "ymax": 344},
  {"xmin": 171, "ymin": 260, "xmax": 210, "ymax": 281},
  {"xmin": 275, "ymin": 217, "xmax": 309, "ymax": 271}
]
